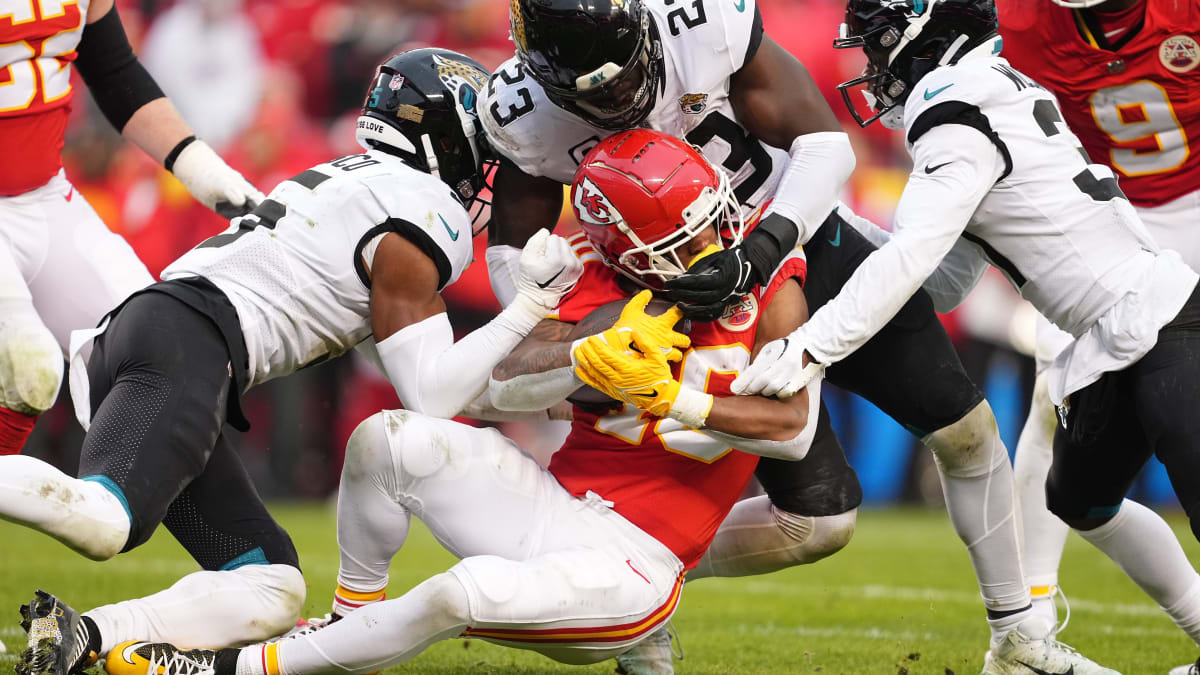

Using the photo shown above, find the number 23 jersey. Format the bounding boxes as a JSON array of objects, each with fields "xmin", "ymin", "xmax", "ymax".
[
  {"xmin": 482, "ymin": 0, "xmax": 787, "ymax": 217},
  {"xmin": 999, "ymin": 0, "xmax": 1200, "ymax": 207},
  {"xmin": 162, "ymin": 150, "xmax": 474, "ymax": 389}
]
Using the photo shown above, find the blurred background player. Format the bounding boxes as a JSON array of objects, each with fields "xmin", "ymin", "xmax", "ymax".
[
  {"xmin": 483, "ymin": 1, "xmax": 1046, "ymax": 671},
  {"xmin": 0, "ymin": 0, "xmax": 263, "ymax": 457},
  {"xmin": 999, "ymin": 0, "xmax": 1200, "ymax": 660}
]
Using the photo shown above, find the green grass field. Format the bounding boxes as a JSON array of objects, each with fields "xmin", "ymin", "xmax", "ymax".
[{"xmin": 2, "ymin": 505, "xmax": 1197, "ymax": 674}]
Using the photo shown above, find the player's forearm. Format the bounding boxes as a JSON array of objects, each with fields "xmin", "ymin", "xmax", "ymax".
[
  {"xmin": 121, "ymin": 98, "xmax": 195, "ymax": 165},
  {"xmin": 490, "ymin": 334, "xmax": 581, "ymax": 411},
  {"xmin": 763, "ymin": 132, "xmax": 855, "ymax": 246},
  {"xmin": 701, "ymin": 381, "xmax": 819, "ymax": 460}
]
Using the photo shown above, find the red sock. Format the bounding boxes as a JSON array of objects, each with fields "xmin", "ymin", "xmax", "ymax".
[{"xmin": 0, "ymin": 405, "xmax": 38, "ymax": 455}]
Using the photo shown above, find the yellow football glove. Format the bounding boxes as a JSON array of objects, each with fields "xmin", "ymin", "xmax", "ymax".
[
  {"xmin": 574, "ymin": 330, "xmax": 713, "ymax": 428},
  {"xmin": 612, "ymin": 290, "xmax": 690, "ymax": 363}
]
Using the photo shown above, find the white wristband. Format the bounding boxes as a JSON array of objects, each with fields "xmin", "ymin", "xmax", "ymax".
[{"xmin": 667, "ymin": 386, "xmax": 714, "ymax": 429}]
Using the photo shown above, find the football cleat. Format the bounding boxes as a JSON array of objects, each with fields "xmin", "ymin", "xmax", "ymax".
[
  {"xmin": 272, "ymin": 613, "xmax": 339, "ymax": 642},
  {"xmin": 1168, "ymin": 657, "xmax": 1200, "ymax": 675},
  {"xmin": 104, "ymin": 642, "xmax": 217, "ymax": 675},
  {"xmin": 981, "ymin": 615, "xmax": 1120, "ymax": 675},
  {"xmin": 17, "ymin": 590, "xmax": 99, "ymax": 675},
  {"xmin": 614, "ymin": 623, "xmax": 683, "ymax": 675}
]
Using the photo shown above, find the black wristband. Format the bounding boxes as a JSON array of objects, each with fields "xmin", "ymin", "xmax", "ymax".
[
  {"xmin": 163, "ymin": 136, "xmax": 198, "ymax": 173},
  {"xmin": 742, "ymin": 213, "xmax": 799, "ymax": 285}
]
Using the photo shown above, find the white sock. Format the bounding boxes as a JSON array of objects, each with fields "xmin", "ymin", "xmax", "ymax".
[
  {"xmin": 1013, "ymin": 372, "xmax": 1069, "ymax": 627},
  {"xmin": 332, "ymin": 415, "xmax": 413, "ymax": 616},
  {"xmin": 924, "ymin": 402, "xmax": 1030, "ymax": 623},
  {"xmin": 1076, "ymin": 499, "xmax": 1200, "ymax": 645},
  {"xmin": 0, "ymin": 455, "xmax": 129, "ymax": 560},
  {"xmin": 691, "ymin": 496, "xmax": 855, "ymax": 580},
  {"xmin": 240, "ymin": 573, "xmax": 469, "ymax": 674},
  {"xmin": 87, "ymin": 564, "xmax": 305, "ymax": 652}
]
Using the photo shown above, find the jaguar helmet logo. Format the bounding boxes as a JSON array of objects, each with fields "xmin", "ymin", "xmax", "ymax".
[{"xmin": 573, "ymin": 176, "xmax": 620, "ymax": 226}]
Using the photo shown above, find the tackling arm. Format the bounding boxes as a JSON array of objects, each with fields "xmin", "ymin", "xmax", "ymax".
[
  {"xmin": 488, "ymin": 319, "xmax": 583, "ymax": 411},
  {"xmin": 370, "ymin": 230, "xmax": 582, "ymax": 419},
  {"xmin": 78, "ymin": 0, "xmax": 263, "ymax": 218},
  {"xmin": 486, "ymin": 160, "xmax": 568, "ymax": 307}
]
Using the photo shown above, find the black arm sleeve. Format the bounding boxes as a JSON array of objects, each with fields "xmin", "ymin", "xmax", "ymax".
[
  {"xmin": 743, "ymin": 6, "xmax": 765, "ymax": 66},
  {"xmin": 742, "ymin": 212, "xmax": 798, "ymax": 284},
  {"xmin": 75, "ymin": 3, "xmax": 166, "ymax": 132}
]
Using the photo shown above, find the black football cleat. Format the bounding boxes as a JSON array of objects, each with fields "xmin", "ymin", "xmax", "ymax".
[{"xmin": 17, "ymin": 590, "xmax": 99, "ymax": 675}]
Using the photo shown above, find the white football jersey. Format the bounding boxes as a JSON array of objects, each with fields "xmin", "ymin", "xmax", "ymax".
[
  {"xmin": 481, "ymin": 0, "xmax": 786, "ymax": 218},
  {"xmin": 163, "ymin": 150, "xmax": 474, "ymax": 388}
]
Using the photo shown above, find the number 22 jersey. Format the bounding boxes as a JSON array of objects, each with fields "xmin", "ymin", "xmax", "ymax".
[
  {"xmin": 999, "ymin": 0, "xmax": 1200, "ymax": 207},
  {"xmin": 548, "ymin": 233, "xmax": 807, "ymax": 570},
  {"xmin": 482, "ymin": 0, "xmax": 787, "ymax": 220}
]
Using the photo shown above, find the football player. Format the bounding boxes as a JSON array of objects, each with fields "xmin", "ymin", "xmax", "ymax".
[
  {"xmin": 100, "ymin": 129, "xmax": 822, "ymax": 675},
  {"xmin": 734, "ymin": 0, "xmax": 1200, "ymax": 671},
  {"xmin": 0, "ymin": 0, "xmax": 264, "ymax": 456},
  {"xmin": 480, "ymin": 1, "xmax": 1059, "ymax": 671},
  {"xmin": 998, "ymin": 0, "xmax": 1200, "ymax": 658},
  {"xmin": 3, "ymin": 49, "xmax": 582, "ymax": 675}
]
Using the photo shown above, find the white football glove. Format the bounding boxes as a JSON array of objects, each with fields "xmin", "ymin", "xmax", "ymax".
[
  {"xmin": 171, "ymin": 139, "xmax": 266, "ymax": 219},
  {"xmin": 731, "ymin": 333, "xmax": 826, "ymax": 399},
  {"xmin": 510, "ymin": 229, "xmax": 584, "ymax": 318}
]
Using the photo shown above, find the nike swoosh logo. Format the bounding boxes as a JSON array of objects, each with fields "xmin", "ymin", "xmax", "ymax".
[
  {"xmin": 1016, "ymin": 660, "xmax": 1073, "ymax": 675},
  {"xmin": 439, "ymin": 214, "xmax": 459, "ymax": 241},
  {"xmin": 924, "ymin": 161, "xmax": 952, "ymax": 174},
  {"xmin": 923, "ymin": 83, "xmax": 954, "ymax": 100},
  {"xmin": 828, "ymin": 223, "xmax": 841, "ymax": 247},
  {"xmin": 536, "ymin": 267, "xmax": 565, "ymax": 289},
  {"xmin": 121, "ymin": 642, "xmax": 148, "ymax": 664},
  {"xmin": 733, "ymin": 0, "xmax": 746, "ymax": 11}
]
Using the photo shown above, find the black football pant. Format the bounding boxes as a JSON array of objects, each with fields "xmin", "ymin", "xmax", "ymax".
[
  {"xmin": 756, "ymin": 212, "xmax": 985, "ymax": 517},
  {"xmin": 80, "ymin": 290, "xmax": 298, "ymax": 570},
  {"xmin": 1047, "ymin": 284, "xmax": 1200, "ymax": 540}
]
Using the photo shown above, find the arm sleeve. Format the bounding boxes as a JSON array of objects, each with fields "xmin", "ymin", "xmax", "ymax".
[
  {"xmin": 762, "ymin": 131, "xmax": 856, "ymax": 246},
  {"xmin": 835, "ymin": 202, "xmax": 990, "ymax": 312},
  {"xmin": 75, "ymin": 4, "xmax": 166, "ymax": 132},
  {"xmin": 375, "ymin": 303, "xmax": 544, "ymax": 420},
  {"xmin": 489, "ymin": 365, "xmax": 581, "ymax": 412},
  {"xmin": 794, "ymin": 124, "xmax": 1005, "ymax": 365}
]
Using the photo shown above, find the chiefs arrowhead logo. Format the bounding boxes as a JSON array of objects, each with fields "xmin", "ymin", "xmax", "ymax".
[{"xmin": 573, "ymin": 176, "xmax": 620, "ymax": 226}]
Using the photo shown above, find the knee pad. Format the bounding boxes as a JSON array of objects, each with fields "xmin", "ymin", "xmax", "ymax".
[
  {"xmin": 924, "ymin": 401, "xmax": 1007, "ymax": 478},
  {"xmin": 801, "ymin": 509, "xmax": 857, "ymax": 562},
  {"xmin": 0, "ymin": 304, "xmax": 63, "ymax": 414},
  {"xmin": 231, "ymin": 564, "xmax": 307, "ymax": 639},
  {"xmin": 343, "ymin": 411, "xmax": 398, "ymax": 486}
]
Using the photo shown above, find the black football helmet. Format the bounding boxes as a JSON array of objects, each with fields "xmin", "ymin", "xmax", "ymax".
[
  {"xmin": 511, "ymin": 0, "xmax": 664, "ymax": 130},
  {"xmin": 357, "ymin": 48, "xmax": 495, "ymax": 223},
  {"xmin": 832, "ymin": 0, "xmax": 999, "ymax": 127}
]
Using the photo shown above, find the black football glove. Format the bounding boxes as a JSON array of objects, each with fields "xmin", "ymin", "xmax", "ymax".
[{"xmin": 664, "ymin": 245, "xmax": 758, "ymax": 322}]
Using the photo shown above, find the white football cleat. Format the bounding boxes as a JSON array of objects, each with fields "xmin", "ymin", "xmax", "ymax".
[
  {"xmin": 614, "ymin": 623, "xmax": 682, "ymax": 675},
  {"xmin": 981, "ymin": 615, "xmax": 1120, "ymax": 675}
]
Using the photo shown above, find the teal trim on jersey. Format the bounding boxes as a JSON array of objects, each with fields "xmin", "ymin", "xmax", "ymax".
[
  {"xmin": 923, "ymin": 84, "xmax": 954, "ymax": 100},
  {"xmin": 828, "ymin": 222, "xmax": 842, "ymax": 247},
  {"xmin": 81, "ymin": 475, "xmax": 131, "ymax": 522},
  {"xmin": 221, "ymin": 547, "xmax": 269, "ymax": 571},
  {"xmin": 439, "ymin": 214, "xmax": 460, "ymax": 242},
  {"xmin": 913, "ymin": 0, "xmax": 925, "ymax": 13},
  {"xmin": 733, "ymin": 0, "xmax": 746, "ymax": 11},
  {"xmin": 1085, "ymin": 504, "xmax": 1122, "ymax": 520},
  {"xmin": 992, "ymin": 37, "xmax": 1003, "ymax": 55}
]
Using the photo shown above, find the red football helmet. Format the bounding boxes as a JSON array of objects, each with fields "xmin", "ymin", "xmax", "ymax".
[{"xmin": 569, "ymin": 129, "xmax": 744, "ymax": 290}]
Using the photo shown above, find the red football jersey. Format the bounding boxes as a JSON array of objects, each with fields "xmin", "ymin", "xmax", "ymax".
[
  {"xmin": 548, "ymin": 232, "xmax": 807, "ymax": 570},
  {"xmin": 999, "ymin": 0, "xmax": 1200, "ymax": 207},
  {"xmin": 0, "ymin": 0, "xmax": 87, "ymax": 195}
]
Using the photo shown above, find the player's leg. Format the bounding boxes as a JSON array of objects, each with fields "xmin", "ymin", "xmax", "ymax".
[
  {"xmin": 805, "ymin": 216, "xmax": 1033, "ymax": 635},
  {"xmin": 1012, "ymin": 369, "xmax": 1070, "ymax": 627},
  {"xmin": 83, "ymin": 432, "xmax": 304, "ymax": 656},
  {"xmin": 692, "ymin": 405, "xmax": 860, "ymax": 579},
  {"xmin": 0, "ymin": 191, "xmax": 65, "ymax": 454}
]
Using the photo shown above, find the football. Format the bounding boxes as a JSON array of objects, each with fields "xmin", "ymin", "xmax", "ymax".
[{"xmin": 565, "ymin": 295, "xmax": 690, "ymax": 406}]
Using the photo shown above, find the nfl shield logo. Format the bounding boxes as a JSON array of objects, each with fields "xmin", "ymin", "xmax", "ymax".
[{"xmin": 389, "ymin": 74, "xmax": 405, "ymax": 90}]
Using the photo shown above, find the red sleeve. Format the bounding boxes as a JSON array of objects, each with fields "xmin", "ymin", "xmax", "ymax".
[
  {"xmin": 757, "ymin": 249, "xmax": 807, "ymax": 308},
  {"xmin": 548, "ymin": 233, "xmax": 626, "ymax": 323}
]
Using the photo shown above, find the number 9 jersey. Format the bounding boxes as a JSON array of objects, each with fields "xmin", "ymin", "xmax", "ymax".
[
  {"xmin": 999, "ymin": 0, "xmax": 1200, "ymax": 208},
  {"xmin": 481, "ymin": 0, "xmax": 787, "ymax": 220}
]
